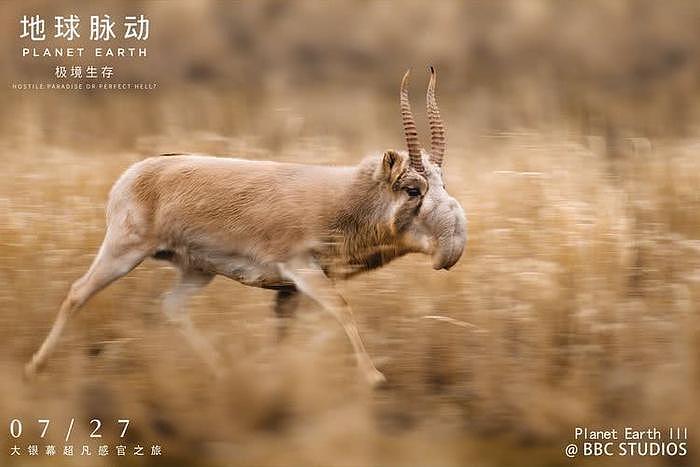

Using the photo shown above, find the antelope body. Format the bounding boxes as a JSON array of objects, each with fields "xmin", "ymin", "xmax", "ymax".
[{"xmin": 25, "ymin": 68, "xmax": 466, "ymax": 386}]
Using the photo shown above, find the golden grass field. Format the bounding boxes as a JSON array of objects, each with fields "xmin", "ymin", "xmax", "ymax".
[{"xmin": 1, "ymin": 1, "xmax": 700, "ymax": 466}]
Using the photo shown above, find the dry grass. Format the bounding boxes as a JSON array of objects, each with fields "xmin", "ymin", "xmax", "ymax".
[
  {"xmin": 1, "ymin": 89, "xmax": 698, "ymax": 467},
  {"xmin": 1, "ymin": 1, "xmax": 700, "ymax": 466}
]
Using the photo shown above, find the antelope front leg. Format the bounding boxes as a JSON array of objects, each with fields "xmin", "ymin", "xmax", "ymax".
[{"xmin": 278, "ymin": 257, "xmax": 386, "ymax": 387}]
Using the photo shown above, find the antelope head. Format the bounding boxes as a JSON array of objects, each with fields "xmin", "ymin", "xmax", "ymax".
[{"xmin": 376, "ymin": 67, "xmax": 467, "ymax": 270}]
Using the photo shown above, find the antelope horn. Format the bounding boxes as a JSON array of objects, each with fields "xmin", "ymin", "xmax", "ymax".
[
  {"xmin": 426, "ymin": 65, "xmax": 446, "ymax": 166},
  {"xmin": 400, "ymin": 69, "xmax": 425, "ymax": 173}
]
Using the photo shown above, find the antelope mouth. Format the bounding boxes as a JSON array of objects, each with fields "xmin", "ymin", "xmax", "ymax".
[
  {"xmin": 431, "ymin": 238, "xmax": 465, "ymax": 270},
  {"xmin": 431, "ymin": 206, "xmax": 467, "ymax": 271}
]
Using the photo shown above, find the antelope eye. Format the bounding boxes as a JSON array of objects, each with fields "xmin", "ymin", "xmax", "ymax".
[{"xmin": 405, "ymin": 187, "xmax": 421, "ymax": 197}]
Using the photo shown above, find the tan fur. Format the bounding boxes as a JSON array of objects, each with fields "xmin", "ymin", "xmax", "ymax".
[
  {"xmin": 25, "ymin": 72, "xmax": 467, "ymax": 387},
  {"xmin": 107, "ymin": 153, "xmax": 439, "ymax": 281}
]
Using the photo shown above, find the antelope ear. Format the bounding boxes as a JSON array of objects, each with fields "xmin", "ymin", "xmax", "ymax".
[{"xmin": 378, "ymin": 150, "xmax": 404, "ymax": 185}]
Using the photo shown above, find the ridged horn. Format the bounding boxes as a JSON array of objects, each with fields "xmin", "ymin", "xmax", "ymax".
[
  {"xmin": 400, "ymin": 69, "xmax": 425, "ymax": 173},
  {"xmin": 426, "ymin": 65, "xmax": 446, "ymax": 166}
]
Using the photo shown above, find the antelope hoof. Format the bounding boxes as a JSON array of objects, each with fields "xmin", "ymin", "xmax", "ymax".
[
  {"xmin": 23, "ymin": 361, "xmax": 39, "ymax": 381},
  {"xmin": 366, "ymin": 368, "xmax": 387, "ymax": 389}
]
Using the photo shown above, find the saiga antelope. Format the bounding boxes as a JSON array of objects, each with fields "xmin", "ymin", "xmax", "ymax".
[{"xmin": 25, "ymin": 67, "xmax": 467, "ymax": 386}]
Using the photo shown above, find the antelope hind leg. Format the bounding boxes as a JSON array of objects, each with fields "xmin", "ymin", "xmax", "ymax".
[
  {"xmin": 25, "ymin": 236, "xmax": 150, "ymax": 377},
  {"xmin": 161, "ymin": 269, "xmax": 223, "ymax": 377}
]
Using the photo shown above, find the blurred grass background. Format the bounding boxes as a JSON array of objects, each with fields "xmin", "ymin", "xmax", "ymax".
[{"xmin": 1, "ymin": 1, "xmax": 699, "ymax": 466}]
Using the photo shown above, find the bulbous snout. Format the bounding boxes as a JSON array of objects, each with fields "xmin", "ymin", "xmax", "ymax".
[{"xmin": 430, "ymin": 197, "xmax": 467, "ymax": 270}]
